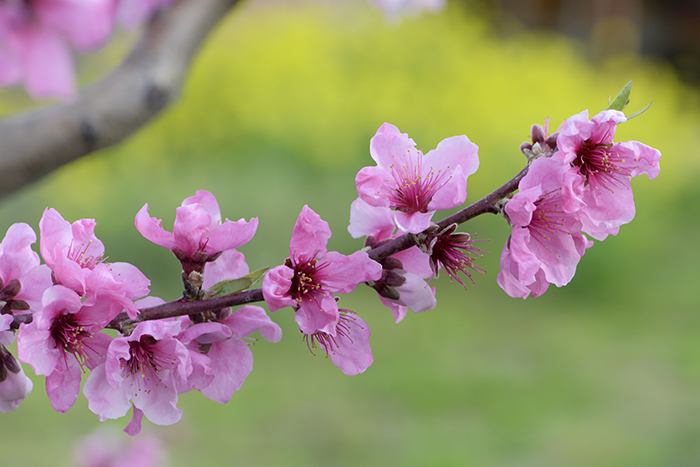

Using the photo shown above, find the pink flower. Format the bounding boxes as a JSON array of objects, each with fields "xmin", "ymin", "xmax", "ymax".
[
  {"xmin": 263, "ymin": 205, "xmax": 382, "ymax": 335},
  {"xmin": 0, "ymin": 223, "xmax": 52, "ymax": 315},
  {"xmin": 0, "ymin": 315, "xmax": 33, "ymax": 413},
  {"xmin": 349, "ymin": 197, "xmax": 436, "ymax": 322},
  {"xmin": 554, "ymin": 110, "xmax": 662, "ymax": 240},
  {"xmin": 84, "ymin": 320, "xmax": 192, "ymax": 432},
  {"xmin": 178, "ymin": 305, "xmax": 282, "ymax": 403},
  {"xmin": 0, "ymin": 0, "xmax": 115, "ymax": 99},
  {"xmin": 17, "ymin": 285, "xmax": 116, "ymax": 412},
  {"xmin": 73, "ymin": 427, "xmax": 168, "ymax": 467},
  {"xmin": 39, "ymin": 208, "xmax": 150, "ymax": 319},
  {"xmin": 355, "ymin": 123, "xmax": 479, "ymax": 234},
  {"xmin": 497, "ymin": 157, "xmax": 593, "ymax": 299},
  {"xmin": 135, "ymin": 191, "xmax": 258, "ymax": 281},
  {"xmin": 117, "ymin": 0, "xmax": 174, "ymax": 28}
]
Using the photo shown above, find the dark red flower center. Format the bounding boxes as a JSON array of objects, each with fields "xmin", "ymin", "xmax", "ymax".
[
  {"xmin": 574, "ymin": 139, "xmax": 629, "ymax": 190},
  {"xmin": 50, "ymin": 313, "xmax": 93, "ymax": 367},
  {"xmin": 385, "ymin": 149, "xmax": 452, "ymax": 213}
]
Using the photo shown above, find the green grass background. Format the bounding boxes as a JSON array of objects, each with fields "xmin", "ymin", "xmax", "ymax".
[{"xmin": 1, "ymin": 1, "xmax": 699, "ymax": 465}]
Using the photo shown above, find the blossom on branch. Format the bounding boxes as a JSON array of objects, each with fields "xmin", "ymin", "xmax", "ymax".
[
  {"xmin": 135, "ymin": 191, "xmax": 258, "ymax": 295},
  {"xmin": 0, "ymin": 315, "xmax": 33, "ymax": 413},
  {"xmin": 0, "ymin": 222, "xmax": 52, "ymax": 315},
  {"xmin": 0, "ymin": 0, "xmax": 116, "ymax": 99},
  {"xmin": 497, "ymin": 157, "xmax": 593, "ymax": 299},
  {"xmin": 17, "ymin": 285, "xmax": 117, "ymax": 412},
  {"xmin": 40, "ymin": 208, "xmax": 150, "ymax": 319},
  {"xmin": 178, "ymin": 305, "xmax": 282, "ymax": 402},
  {"xmin": 83, "ymin": 319, "xmax": 192, "ymax": 435},
  {"xmin": 355, "ymin": 123, "xmax": 479, "ymax": 234},
  {"xmin": 349, "ymin": 197, "xmax": 435, "ymax": 323},
  {"xmin": 263, "ymin": 205, "xmax": 381, "ymax": 373},
  {"xmin": 554, "ymin": 110, "xmax": 662, "ymax": 240}
]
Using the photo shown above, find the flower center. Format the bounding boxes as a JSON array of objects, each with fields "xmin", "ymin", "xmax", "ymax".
[
  {"xmin": 66, "ymin": 239, "xmax": 105, "ymax": 270},
  {"xmin": 527, "ymin": 188, "xmax": 572, "ymax": 250},
  {"xmin": 50, "ymin": 313, "xmax": 93, "ymax": 366},
  {"xmin": 288, "ymin": 255, "xmax": 326, "ymax": 302},
  {"xmin": 574, "ymin": 139, "xmax": 629, "ymax": 190},
  {"xmin": 386, "ymin": 149, "xmax": 451, "ymax": 213},
  {"xmin": 122, "ymin": 336, "xmax": 160, "ymax": 379}
]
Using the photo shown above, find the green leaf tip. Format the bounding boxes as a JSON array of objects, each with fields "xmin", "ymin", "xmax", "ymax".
[
  {"xmin": 205, "ymin": 266, "xmax": 270, "ymax": 299},
  {"xmin": 625, "ymin": 101, "xmax": 652, "ymax": 120},
  {"xmin": 605, "ymin": 80, "xmax": 633, "ymax": 111}
]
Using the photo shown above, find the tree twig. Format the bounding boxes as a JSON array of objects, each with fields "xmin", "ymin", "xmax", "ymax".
[{"xmin": 0, "ymin": 0, "xmax": 239, "ymax": 198}]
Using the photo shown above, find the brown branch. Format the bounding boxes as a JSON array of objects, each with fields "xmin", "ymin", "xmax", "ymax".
[
  {"xmin": 9, "ymin": 166, "xmax": 530, "ymax": 333},
  {"xmin": 0, "ymin": 0, "xmax": 239, "ymax": 198}
]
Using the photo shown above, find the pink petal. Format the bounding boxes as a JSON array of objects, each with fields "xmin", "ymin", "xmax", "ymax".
[
  {"xmin": 46, "ymin": 357, "xmax": 82, "ymax": 413},
  {"xmin": 327, "ymin": 314, "xmax": 373, "ymax": 376},
  {"xmin": 261, "ymin": 265, "xmax": 295, "ymax": 312},
  {"xmin": 203, "ymin": 217, "xmax": 258, "ymax": 256},
  {"xmin": 183, "ymin": 190, "xmax": 221, "ymax": 224},
  {"xmin": 224, "ymin": 305, "xmax": 282, "ymax": 343},
  {"xmin": 322, "ymin": 251, "xmax": 382, "ymax": 294},
  {"xmin": 134, "ymin": 204, "xmax": 176, "ymax": 251},
  {"xmin": 37, "ymin": 0, "xmax": 116, "ymax": 52},
  {"xmin": 369, "ymin": 122, "xmax": 417, "ymax": 167},
  {"xmin": 289, "ymin": 206, "xmax": 331, "ymax": 258},
  {"xmin": 124, "ymin": 406, "xmax": 145, "ymax": 436},
  {"xmin": 84, "ymin": 364, "xmax": 132, "ymax": 421},
  {"xmin": 296, "ymin": 292, "xmax": 339, "ymax": 335},
  {"xmin": 20, "ymin": 26, "xmax": 75, "ymax": 99},
  {"xmin": 203, "ymin": 249, "xmax": 249, "ymax": 289},
  {"xmin": 392, "ymin": 210, "xmax": 435, "ymax": 234},
  {"xmin": 200, "ymin": 338, "xmax": 253, "ymax": 404},
  {"xmin": 347, "ymin": 198, "xmax": 395, "ymax": 241}
]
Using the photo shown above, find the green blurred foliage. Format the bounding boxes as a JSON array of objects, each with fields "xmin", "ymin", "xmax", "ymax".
[{"xmin": 1, "ymin": 1, "xmax": 699, "ymax": 466}]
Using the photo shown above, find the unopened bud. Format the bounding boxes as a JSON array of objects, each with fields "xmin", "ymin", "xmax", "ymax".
[
  {"xmin": 382, "ymin": 269, "xmax": 406, "ymax": 287},
  {"xmin": 206, "ymin": 251, "xmax": 223, "ymax": 263},
  {"xmin": 10, "ymin": 300, "xmax": 29, "ymax": 311},
  {"xmin": 3, "ymin": 279, "xmax": 21, "ymax": 298},
  {"xmin": 371, "ymin": 281, "xmax": 401, "ymax": 301},
  {"xmin": 530, "ymin": 124, "xmax": 546, "ymax": 144},
  {"xmin": 380, "ymin": 257, "xmax": 403, "ymax": 270}
]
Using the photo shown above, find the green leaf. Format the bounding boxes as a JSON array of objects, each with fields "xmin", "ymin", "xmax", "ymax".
[
  {"xmin": 605, "ymin": 80, "xmax": 633, "ymax": 111},
  {"xmin": 205, "ymin": 266, "xmax": 270, "ymax": 298},
  {"xmin": 625, "ymin": 101, "xmax": 652, "ymax": 120}
]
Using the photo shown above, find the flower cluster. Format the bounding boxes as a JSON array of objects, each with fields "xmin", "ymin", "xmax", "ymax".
[
  {"xmin": 498, "ymin": 110, "xmax": 662, "ymax": 298},
  {"xmin": 0, "ymin": 97, "xmax": 662, "ymax": 438},
  {"xmin": 349, "ymin": 123, "xmax": 485, "ymax": 321},
  {"xmin": 2, "ymin": 191, "xmax": 280, "ymax": 437},
  {"xmin": 0, "ymin": 0, "xmax": 173, "ymax": 99}
]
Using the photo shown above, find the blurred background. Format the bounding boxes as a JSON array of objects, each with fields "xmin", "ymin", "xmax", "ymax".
[{"xmin": 1, "ymin": 0, "xmax": 699, "ymax": 465}]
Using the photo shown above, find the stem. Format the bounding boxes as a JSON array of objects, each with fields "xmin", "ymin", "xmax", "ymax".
[
  {"xmin": 9, "ymin": 165, "xmax": 528, "ymax": 332},
  {"xmin": 105, "ymin": 288, "xmax": 264, "ymax": 332}
]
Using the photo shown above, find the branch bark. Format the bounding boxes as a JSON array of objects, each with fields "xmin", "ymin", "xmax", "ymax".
[{"xmin": 0, "ymin": 0, "xmax": 239, "ymax": 199}]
